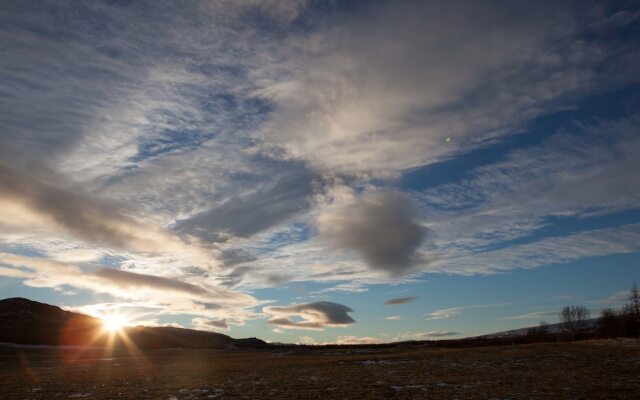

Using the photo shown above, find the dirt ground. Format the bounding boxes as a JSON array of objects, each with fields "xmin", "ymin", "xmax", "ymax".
[{"xmin": 1, "ymin": 339, "xmax": 639, "ymax": 399}]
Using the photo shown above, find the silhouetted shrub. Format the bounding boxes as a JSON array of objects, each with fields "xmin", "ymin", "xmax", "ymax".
[{"xmin": 560, "ymin": 305, "xmax": 590, "ymax": 340}]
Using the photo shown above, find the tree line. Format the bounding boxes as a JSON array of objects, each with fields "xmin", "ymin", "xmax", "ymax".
[
  {"xmin": 594, "ymin": 279, "xmax": 640, "ymax": 339},
  {"xmin": 526, "ymin": 280, "xmax": 640, "ymax": 342}
]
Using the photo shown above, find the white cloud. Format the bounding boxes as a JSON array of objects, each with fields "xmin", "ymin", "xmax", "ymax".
[
  {"xmin": 0, "ymin": 253, "xmax": 260, "ymax": 323},
  {"xmin": 259, "ymin": 1, "xmax": 636, "ymax": 177},
  {"xmin": 425, "ymin": 307, "xmax": 464, "ymax": 320},
  {"xmin": 428, "ymin": 223, "xmax": 640, "ymax": 275},
  {"xmin": 590, "ymin": 290, "xmax": 633, "ymax": 306},
  {"xmin": 426, "ymin": 303, "xmax": 509, "ymax": 320},
  {"xmin": 0, "ymin": 163, "xmax": 217, "ymax": 268},
  {"xmin": 418, "ymin": 118, "xmax": 640, "ymax": 274},
  {"xmin": 502, "ymin": 310, "xmax": 559, "ymax": 320},
  {"xmin": 297, "ymin": 336, "xmax": 317, "ymax": 345}
]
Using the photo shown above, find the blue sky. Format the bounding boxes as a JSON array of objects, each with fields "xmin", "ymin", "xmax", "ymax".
[{"xmin": 1, "ymin": 0, "xmax": 639, "ymax": 344}]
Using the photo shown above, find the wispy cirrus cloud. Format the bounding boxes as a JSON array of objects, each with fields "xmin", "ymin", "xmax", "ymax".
[
  {"xmin": 260, "ymin": 1, "xmax": 639, "ymax": 178},
  {"xmin": 425, "ymin": 307, "xmax": 465, "ymax": 320},
  {"xmin": 426, "ymin": 303, "xmax": 509, "ymax": 320},
  {"xmin": 502, "ymin": 310, "xmax": 559, "ymax": 320},
  {"xmin": 0, "ymin": 163, "xmax": 214, "ymax": 264},
  {"xmin": 590, "ymin": 290, "xmax": 633, "ymax": 306},
  {"xmin": 428, "ymin": 223, "xmax": 640, "ymax": 275},
  {"xmin": 418, "ymin": 118, "xmax": 640, "ymax": 275}
]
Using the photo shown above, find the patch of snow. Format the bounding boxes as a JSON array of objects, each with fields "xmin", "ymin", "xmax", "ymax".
[
  {"xmin": 390, "ymin": 385, "xmax": 426, "ymax": 391},
  {"xmin": 361, "ymin": 359, "xmax": 407, "ymax": 365}
]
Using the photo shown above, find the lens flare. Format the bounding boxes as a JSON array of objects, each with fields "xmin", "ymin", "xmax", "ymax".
[{"xmin": 102, "ymin": 315, "xmax": 126, "ymax": 332}]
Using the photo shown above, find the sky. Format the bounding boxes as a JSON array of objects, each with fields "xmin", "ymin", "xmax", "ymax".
[{"xmin": 1, "ymin": 0, "xmax": 639, "ymax": 345}]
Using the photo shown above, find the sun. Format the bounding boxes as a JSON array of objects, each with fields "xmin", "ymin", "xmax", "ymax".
[{"xmin": 102, "ymin": 315, "xmax": 126, "ymax": 332}]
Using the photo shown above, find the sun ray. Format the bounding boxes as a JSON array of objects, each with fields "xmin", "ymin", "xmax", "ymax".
[{"xmin": 102, "ymin": 315, "xmax": 126, "ymax": 332}]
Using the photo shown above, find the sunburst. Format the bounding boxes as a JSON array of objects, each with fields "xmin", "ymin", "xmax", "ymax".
[{"xmin": 102, "ymin": 314, "xmax": 127, "ymax": 332}]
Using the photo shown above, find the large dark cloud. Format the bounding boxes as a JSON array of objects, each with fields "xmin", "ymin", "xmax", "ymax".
[
  {"xmin": 318, "ymin": 190, "xmax": 426, "ymax": 275},
  {"xmin": 263, "ymin": 301, "xmax": 355, "ymax": 330}
]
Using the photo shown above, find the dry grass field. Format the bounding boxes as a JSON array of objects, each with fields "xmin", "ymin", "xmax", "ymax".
[{"xmin": 1, "ymin": 340, "xmax": 639, "ymax": 399}]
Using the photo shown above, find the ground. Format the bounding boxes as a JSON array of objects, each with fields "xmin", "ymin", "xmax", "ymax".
[{"xmin": 1, "ymin": 340, "xmax": 639, "ymax": 399}]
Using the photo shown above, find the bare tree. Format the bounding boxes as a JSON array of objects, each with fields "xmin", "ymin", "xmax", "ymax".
[
  {"xmin": 621, "ymin": 279, "xmax": 640, "ymax": 337},
  {"xmin": 629, "ymin": 279, "xmax": 640, "ymax": 317},
  {"xmin": 560, "ymin": 305, "xmax": 590, "ymax": 339}
]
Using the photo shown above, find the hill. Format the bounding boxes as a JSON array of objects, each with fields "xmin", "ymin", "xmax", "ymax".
[
  {"xmin": 478, "ymin": 319, "xmax": 597, "ymax": 339},
  {"xmin": 0, "ymin": 297, "xmax": 267, "ymax": 349}
]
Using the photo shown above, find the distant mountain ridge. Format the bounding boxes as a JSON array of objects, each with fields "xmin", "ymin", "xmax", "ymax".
[
  {"xmin": 477, "ymin": 319, "xmax": 598, "ymax": 339},
  {"xmin": 0, "ymin": 297, "xmax": 267, "ymax": 349}
]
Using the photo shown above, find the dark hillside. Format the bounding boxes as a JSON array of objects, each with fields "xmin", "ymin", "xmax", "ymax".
[{"xmin": 0, "ymin": 298, "xmax": 267, "ymax": 349}]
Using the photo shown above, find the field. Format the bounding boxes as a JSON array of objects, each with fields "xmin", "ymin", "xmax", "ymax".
[{"xmin": 1, "ymin": 340, "xmax": 639, "ymax": 399}]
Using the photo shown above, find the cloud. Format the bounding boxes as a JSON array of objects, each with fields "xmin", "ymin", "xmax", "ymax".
[
  {"xmin": 293, "ymin": 335, "xmax": 383, "ymax": 345},
  {"xmin": 384, "ymin": 296, "xmax": 418, "ymax": 305},
  {"xmin": 176, "ymin": 167, "xmax": 314, "ymax": 241},
  {"xmin": 417, "ymin": 118, "xmax": 640, "ymax": 258},
  {"xmin": 590, "ymin": 290, "xmax": 632, "ymax": 305},
  {"xmin": 425, "ymin": 307, "xmax": 464, "ymax": 320},
  {"xmin": 0, "ymin": 252, "xmax": 253, "ymax": 304},
  {"xmin": 90, "ymin": 268, "xmax": 216, "ymax": 299},
  {"xmin": 317, "ymin": 188, "xmax": 425, "ymax": 275},
  {"xmin": 263, "ymin": 301, "xmax": 355, "ymax": 330},
  {"xmin": 0, "ymin": 253, "xmax": 259, "ymax": 323},
  {"xmin": 426, "ymin": 303, "xmax": 509, "ymax": 320},
  {"xmin": 428, "ymin": 223, "xmax": 640, "ymax": 275},
  {"xmin": 502, "ymin": 310, "xmax": 559, "ymax": 320},
  {"xmin": 0, "ymin": 0, "xmax": 301, "ymax": 181},
  {"xmin": 314, "ymin": 281, "xmax": 369, "ymax": 294},
  {"xmin": 297, "ymin": 336, "xmax": 317, "ymax": 345},
  {"xmin": 192, "ymin": 317, "xmax": 230, "ymax": 332},
  {"xmin": 259, "ymin": 1, "xmax": 637, "ymax": 177},
  {"xmin": 0, "ymin": 163, "xmax": 214, "ymax": 265},
  {"xmin": 385, "ymin": 316, "xmax": 407, "ymax": 320},
  {"xmin": 418, "ymin": 118, "xmax": 640, "ymax": 274}
]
